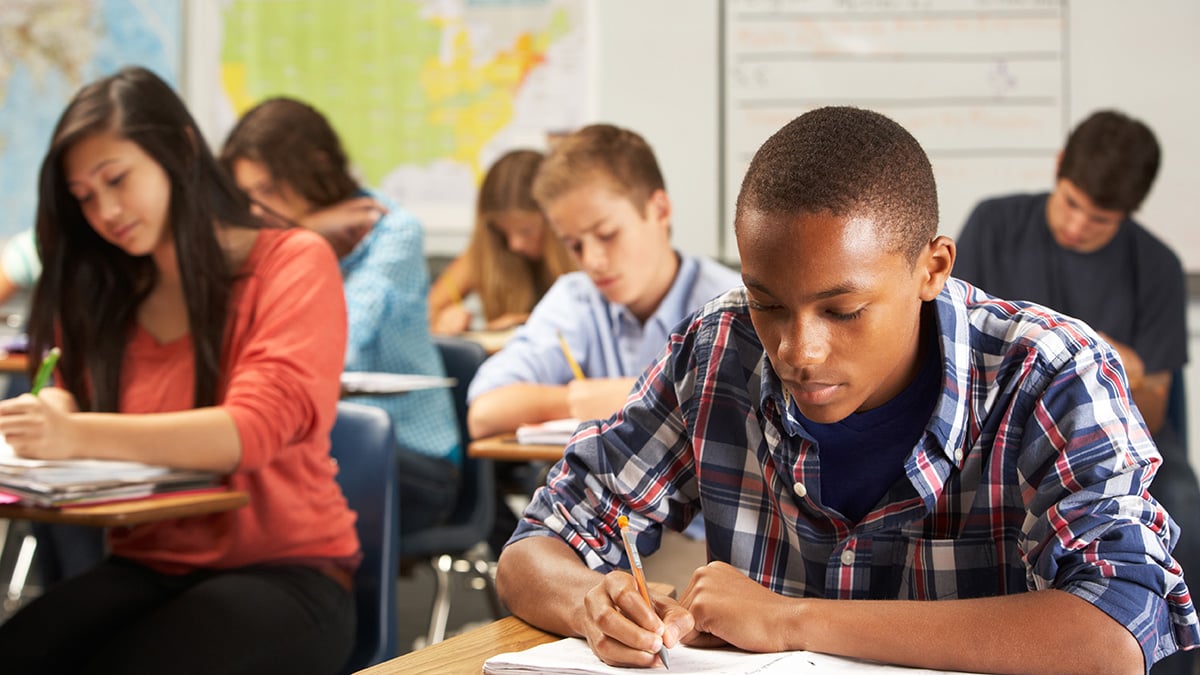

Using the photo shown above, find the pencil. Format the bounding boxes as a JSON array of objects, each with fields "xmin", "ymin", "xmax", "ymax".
[
  {"xmin": 447, "ymin": 281, "xmax": 463, "ymax": 306},
  {"xmin": 31, "ymin": 346, "xmax": 61, "ymax": 395},
  {"xmin": 617, "ymin": 515, "xmax": 671, "ymax": 669},
  {"xmin": 556, "ymin": 330, "xmax": 585, "ymax": 381}
]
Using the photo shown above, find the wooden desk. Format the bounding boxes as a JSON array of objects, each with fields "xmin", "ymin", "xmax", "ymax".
[
  {"xmin": 358, "ymin": 616, "xmax": 556, "ymax": 675},
  {"xmin": 0, "ymin": 489, "xmax": 249, "ymax": 527},
  {"xmin": 0, "ymin": 353, "xmax": 28, "ymax": 375},
  {"xmin": 468, "ymin": 434, "xmax": 565, "ymax": 463}
]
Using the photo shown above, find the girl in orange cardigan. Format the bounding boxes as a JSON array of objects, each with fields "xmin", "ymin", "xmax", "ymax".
[{"xmin": 0, "ymin": 67, "xmax": 359, "ymax": 675}]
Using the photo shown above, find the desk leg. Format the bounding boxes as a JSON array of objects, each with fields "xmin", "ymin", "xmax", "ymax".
[{"xmin": 4, "ymin": 533, "xmax": 36, "ymax": 613}]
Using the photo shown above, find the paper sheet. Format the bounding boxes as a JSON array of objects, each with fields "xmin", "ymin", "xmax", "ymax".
[{"xmin": 483, "ymin": 637, "xmax": 981, "ymax": 674}]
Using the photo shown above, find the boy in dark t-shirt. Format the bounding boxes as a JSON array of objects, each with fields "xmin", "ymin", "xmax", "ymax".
[{"xmin": 957, "ymin": 109, "xmax": 1196, "ymax": 675}]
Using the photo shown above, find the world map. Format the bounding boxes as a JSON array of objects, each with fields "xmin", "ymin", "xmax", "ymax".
[
  {"xmin": 0, "ymin": 0, "xmax": 181, "ymax": 241},
  {"xmin": 217, "ymin": 0, "xmax": 588, "ymax": 249}
]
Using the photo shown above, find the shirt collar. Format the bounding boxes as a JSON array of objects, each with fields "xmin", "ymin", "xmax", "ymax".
[
  {"xmin": 752, "ymin": 280, "xmax": 973, "ymax": 466},
  {"xmin": 606, "ymin": 251, "xmax": 695, "ymax": 331}
]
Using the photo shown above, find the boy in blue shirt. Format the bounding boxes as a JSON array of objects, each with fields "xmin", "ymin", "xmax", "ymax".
[
  {"xmin": 467, "ymin": 123, "xmax": 739, "ymax": 439},
  {"xmin": 496, "ymin": 107, "xmax": 1198, "ymax": 673}
]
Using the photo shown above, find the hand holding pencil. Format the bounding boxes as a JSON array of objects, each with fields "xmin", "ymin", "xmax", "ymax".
[{"xmin": 617, "ymin": 515, "xmax": 672, "ymax": 669}]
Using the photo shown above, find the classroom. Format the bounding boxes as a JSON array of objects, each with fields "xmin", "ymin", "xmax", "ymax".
[{"xmin": 0, "ymin": 1, "xmax": 1197, "ymax": 673}]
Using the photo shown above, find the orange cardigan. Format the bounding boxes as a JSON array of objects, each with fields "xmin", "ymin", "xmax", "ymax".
[{"xmin": 109, "ymin": 227, "xmax": 359, "ymax": 573}]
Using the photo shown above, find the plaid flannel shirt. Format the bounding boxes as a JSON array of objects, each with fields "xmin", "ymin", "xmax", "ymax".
[{"xmin": 512, "ymin": 278, "xmax": 1199, "ymax": 669}]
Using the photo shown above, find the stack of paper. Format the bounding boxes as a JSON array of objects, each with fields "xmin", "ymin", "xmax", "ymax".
[
  {"xmin": 483, "ymin": 636, "xmax": 979, "ymax": 674},
  {"xmin": 515, "ymin": 418, "xmax": 582, "ymax": 445},
  {"xmin": 0, "ymin": 442, "xmax": 219, "ymax": 507}
]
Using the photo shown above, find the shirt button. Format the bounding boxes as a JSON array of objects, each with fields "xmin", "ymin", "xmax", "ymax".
[
  {"xmin": 954, "ymin": 449, "xmax": 964, "ymax": 462},
  {"xmin": 840, "ymin": 549, "xmax": 855, "ymax": 566},
  {"xmin": 793, "ymin": 482, "xmax": 807, "ymax": 497}
]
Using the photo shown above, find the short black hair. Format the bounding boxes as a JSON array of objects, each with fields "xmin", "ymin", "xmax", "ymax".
[
  {"xmin": 1058, "ymin": 110, "xmax": 1159, "ymax": 213},
  {"xmin": 735, "ymin": 106, "xmax": 938, "ymax": 264}
]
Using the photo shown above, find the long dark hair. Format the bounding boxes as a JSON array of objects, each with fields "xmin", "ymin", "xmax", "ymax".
[{"xmin": 28, "ymin": 66, "xmax": 259, "ymax": 411}]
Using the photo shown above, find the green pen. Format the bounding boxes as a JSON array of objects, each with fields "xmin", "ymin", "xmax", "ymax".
[{"xmin": 31, "ymin": 347, "xmax": 62, "ymax": 395}]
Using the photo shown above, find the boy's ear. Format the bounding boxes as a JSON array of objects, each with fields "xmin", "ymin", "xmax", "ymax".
[
  {"xmin": 648, "ymin": 188, "xmax": 671, "ymax": 224},
  {"xmin": 917, "ymin": 235, "xmax": 955, "ymax": 302}
]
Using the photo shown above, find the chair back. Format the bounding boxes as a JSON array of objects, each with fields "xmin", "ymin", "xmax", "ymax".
[
  {"xmin": 329, "ymin": 401, "xmax": 400, "ymax": 672},
  {"xmin": 1167, "ymin": 367, "xmax": 1189, "ymax": 450},
  {"xmin": 399, "ymin": 337, "xmax": 494, "ymax": 557}
]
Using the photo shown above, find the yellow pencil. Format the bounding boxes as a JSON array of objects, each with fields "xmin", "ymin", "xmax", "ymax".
[
  {"xmin": 617, "ymin": 515, "xmax": 671, "ymax": 669},
  {"xmin": 447, "ymin": 282, "xmax": 463, "ymax": 306},
  {"xmin": 556, "ymin": 330, "xmax": 585, "ymax": 380}
]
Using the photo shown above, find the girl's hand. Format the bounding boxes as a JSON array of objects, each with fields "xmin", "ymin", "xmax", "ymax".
[{"xmin": 0, "ymin": 388, "xmax": 81, "ymax": 460}]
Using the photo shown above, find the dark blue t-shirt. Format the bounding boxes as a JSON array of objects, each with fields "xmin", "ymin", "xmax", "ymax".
[
  {"xmin": 783, "ymin": 323, "xmax": 942, "ymax": 524},
  {"xmin": 955, "ymin": 192, "xmax": 1187, "ymax": 374}
]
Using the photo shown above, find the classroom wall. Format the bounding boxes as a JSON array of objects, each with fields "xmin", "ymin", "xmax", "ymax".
[{"xmin": 591, "ymin": 0, "xmax": 1200, "ymax": 268}]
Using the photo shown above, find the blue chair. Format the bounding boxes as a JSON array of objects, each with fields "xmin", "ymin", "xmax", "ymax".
[
  {"xmin": 1166, "ymin": 367, "xmax": 1188, "ymax": 447},
  {"xmin": 399, "ymin": 336, "xmax": 500, "ymax": 645},
  {"xmin": 329, "ymin": 401, "xmax": 401, "ymax": 672}
]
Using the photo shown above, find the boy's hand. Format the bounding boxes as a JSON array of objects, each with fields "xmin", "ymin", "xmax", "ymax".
[
  {"xmin": 565, "ymin": 377, "xmax": 636, "ymax": 422},
  {"xmin": 0, "ymin": 389, "xmax": 81, "ymax": 460},
  {"xmin": 579, "ymin": 570, "xmax": 694, "ymax": 667},
  {"xmin": 678, "ymin": 561, "xmax": 802, "ymax": 653}
]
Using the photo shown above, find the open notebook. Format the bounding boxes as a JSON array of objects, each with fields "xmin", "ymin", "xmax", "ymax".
[{"xmin": 483, "ymin": 637, "xmax": 982, "ymax": 674}]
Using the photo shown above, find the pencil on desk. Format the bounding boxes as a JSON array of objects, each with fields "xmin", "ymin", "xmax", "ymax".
[
  {"xmin": 556, "ymin": 330, "xmax": 585, "ymax": 381},
  {"xmin": 617, "ymin": 515, "xmax": 671, "ymax": 669}
]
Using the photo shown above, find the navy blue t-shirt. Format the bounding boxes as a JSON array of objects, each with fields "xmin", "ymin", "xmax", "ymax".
[
  {"xmin": 784, "ymin": 324, "xmax": 942, "ymax": 524},
  {"xmin": 955, "ymin": 192, "xmax": 1187, "ymax": 375}
]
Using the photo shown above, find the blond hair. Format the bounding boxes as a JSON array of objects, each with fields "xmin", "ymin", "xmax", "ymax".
[
  {"xmin": 467, "ymin": 150, "xmax": 575, "ymax": 320},
  {"xmin": 531, "ymin": 123, "xmax": 666, "ymax": 215}
]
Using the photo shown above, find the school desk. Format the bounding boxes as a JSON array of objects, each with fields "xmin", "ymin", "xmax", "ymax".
[
  {"xmin": 0, "ymin": 352, "xmax": 27, "ymax": 375},
  {"xmin": 0, "ymin": 488, "xmax": 249, "ymax": 611},
  {"xmin": 0, "ymin": 488, "xmax": 249, "ymax": 527},
  {"xmin": 358, "ymin": 615, "xmax": 556, "ymax": 675},
  {"xmin": 358, "ymin": 581, "xmax": 675, "ymax": 675},
  {"xmin": 468, "ymin": 434, "xmax": 565, "ymax": 463}
]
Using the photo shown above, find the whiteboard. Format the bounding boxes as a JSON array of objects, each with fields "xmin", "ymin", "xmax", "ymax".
[{"xmin": 718, "ymin": 0, "xmax": 1200, "ymax": 271}]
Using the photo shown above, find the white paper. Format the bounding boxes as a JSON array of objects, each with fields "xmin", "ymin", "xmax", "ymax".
[
  {"xmin": 483, "ymin": 637, "xmax": 981, "ymax": 675},
  {"xmin": 339, "ymin": 372, "xmax": 456, "ymax": 395}
]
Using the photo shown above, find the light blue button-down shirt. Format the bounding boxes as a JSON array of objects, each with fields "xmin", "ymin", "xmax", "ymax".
[
  {"xmin": 341, "ymin": 190, "xmax": 459, "ymax": 462},
  {"xmin": 468, "ymin": 252, "xmax": 741, "ymax": 401}
]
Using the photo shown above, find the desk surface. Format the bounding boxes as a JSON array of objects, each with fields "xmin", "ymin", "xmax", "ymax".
[
  {"xmin": 0, "ymin": 489, "xmax": 249, "ymax": 527},
  {"xmin": 468, "ymin": 434, "xmax": 565, "ymax": 463},
  {"xmin": 0, "ymin": 353, "xmax": 27, "ymax": 375},
  {"xmin": 359, "ymin": 616, "xmax": 557, "ymax": 675}
]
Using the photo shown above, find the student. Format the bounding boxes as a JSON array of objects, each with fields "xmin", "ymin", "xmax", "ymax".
[
  {"xmin": 428, "ymin": 149, "xmax": 576, "ymax": 335},
  {"xmin": 466, "ymin": 123, "xmax": 741, "ymax": 439},
  {"xmin": 494, "ymin": 107, "xmax": 1199, "ymax": 673},
  {"xmin": 220, "ymin": 97, "xmax": 461, "ymax": 535},
  {"xmin": 0, "ymin": 67, "xmax": 357, "ymax": 674},
  {"xmin": 954, "ymin": 109, "xmax": 1198, "ymax": 675}
]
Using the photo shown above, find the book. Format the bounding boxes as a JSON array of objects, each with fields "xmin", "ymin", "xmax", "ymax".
[
  {"xmin": 483, "ymin": 636, "xmax": 981, "ymax": 674},
  {"xmin": 0, "ymin": 441, "xmax": 220, "ymax": 507},
  {"xmin": 515, "ymin": 418, "xmax": 582, "ymax": 445}
]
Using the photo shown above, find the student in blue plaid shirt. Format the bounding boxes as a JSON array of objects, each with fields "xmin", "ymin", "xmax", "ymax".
[{"xmin": 494, "ymin": 107, "xmax": 1199, "ymax": 673}]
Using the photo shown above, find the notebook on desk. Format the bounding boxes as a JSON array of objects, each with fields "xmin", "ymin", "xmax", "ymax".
[
  {"xmin": 483, "ymin": 636, "xmax": 980, "ymax": 674},
  {"xmin": 0, "ymin": 442, "xmax": 220, "ymax": 507},
  {"xmin": 515, "ymin": 418, "xmax": 582, "ymax": 445}
]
